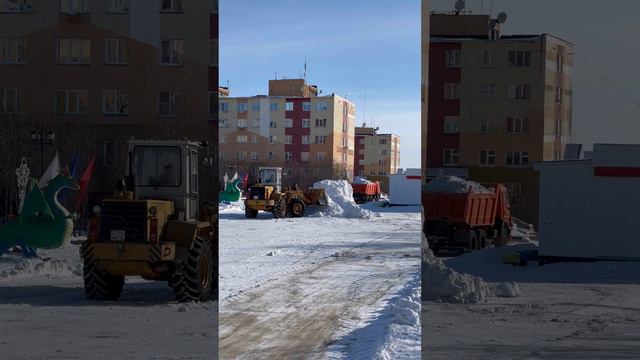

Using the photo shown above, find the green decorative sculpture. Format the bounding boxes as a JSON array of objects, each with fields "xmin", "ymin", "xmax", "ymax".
[
  {"xmin": 0, "ymin": 171, "xmax": 78, "ymax": 258},
  {"xmin": 219, "ymin": 177, "xmax": 243, "ymax": 203}
]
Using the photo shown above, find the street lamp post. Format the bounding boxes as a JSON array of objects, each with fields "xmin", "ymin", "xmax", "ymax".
[{"xmin": 31, "ymin": 130, "xmax": 55, "ymax": 176}]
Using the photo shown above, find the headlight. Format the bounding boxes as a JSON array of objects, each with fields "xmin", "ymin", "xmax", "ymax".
[
  {"xmin": 93, "ymin": 205, "xmax": 101, "ymax": 215},
  {"xmin": 149, "ymin": 206, "xmax": 158, "ymax": 216}
]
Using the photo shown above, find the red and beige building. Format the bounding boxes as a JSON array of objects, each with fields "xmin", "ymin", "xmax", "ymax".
[
  {"xmin": 426, "ymin": 12, "xmax": 574, "ymax": 224},
  {"xmin": 218, "ymin": 79, "xmax": 356, "ymax": 186},
  {"xmin": 0, "ymin": 0, "xmax": 218, "ymax": 211},
  {"xmin": 354, "ymin": 126, "xmax": 400, "ymax": 177}
]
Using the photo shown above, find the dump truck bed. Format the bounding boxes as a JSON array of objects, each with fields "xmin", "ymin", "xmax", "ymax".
[
  {"xmin": 351, "ymin": 182, "xmax": 380, "ymax": 196},
  {"xmin": 423, "ymin": 189, "xmax": 499, "ymax": 227}
]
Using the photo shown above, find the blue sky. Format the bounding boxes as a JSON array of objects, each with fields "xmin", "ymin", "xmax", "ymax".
[{"xmin": 220, "ymin": 0, "xmax": 421, "ymax": 169}]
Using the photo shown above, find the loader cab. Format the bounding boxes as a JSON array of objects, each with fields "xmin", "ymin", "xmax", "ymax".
[
  {"xmin": 258, "ymin": 167, "xmax": 282, "ymax": 193},
  {"xmin": 128, "ymin": 140, "xmax": 205, "ymax": 221}
]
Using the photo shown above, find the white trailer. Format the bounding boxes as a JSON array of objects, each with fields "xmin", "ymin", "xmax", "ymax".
[
  {"xmin": 388, "ymin": 168, "xmax": 421, "ymax": 206},
  {"xmin": 533, "ymin": 144, "xmax": 640, "ymax": 262}
]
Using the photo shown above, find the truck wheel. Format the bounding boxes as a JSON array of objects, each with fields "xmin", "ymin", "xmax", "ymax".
[
  {"xmin": 478, "ymin": 231, "xmax": 487, "ymax": 249},
  {"xmin": 83, "ymin": 254, "xmax": 124, "ymax": 301},
  {"xmin": 468, "ymin": 231, "xmax": 478, "ymax": 251},
  {"xmin": 288, "ymin": 198, "xmax": 305, "ymax": 217},
  {"xmin": 245, "ymin": 207, "xmax": 258, "ymax": 218},
  {"xmin": 170, "ymin": 236, "xmax": 214, "ymax": 302},
  {"xmin": 272, "ymin": 197, "xmax": 287, "ymax": 219}
]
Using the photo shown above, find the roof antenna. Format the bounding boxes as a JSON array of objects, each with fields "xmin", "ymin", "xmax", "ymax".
[{"xmin": 304, "ymin": 56, "xmax": 307, "ymax": 81}]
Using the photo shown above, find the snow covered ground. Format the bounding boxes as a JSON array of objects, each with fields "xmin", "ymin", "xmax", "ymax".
[
  {"xmin": 0, "ymin": 243, "xmax": 217, "ymax": 360},
  {"xmin": 218, "ymin": 195, "xmax": 421, "ymax": 359},
  {"xmin": 423, "ymin": 242, "xmax": 640, "ymax": 359}
]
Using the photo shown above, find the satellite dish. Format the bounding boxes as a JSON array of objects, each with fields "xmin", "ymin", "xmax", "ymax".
[
  {"xmin": 454, "ymin": 0, "xmax": 465, "ymax": 12},
  {"xmin": 497, "ymin": 12, "xmax": 508, "ymax": 23}
]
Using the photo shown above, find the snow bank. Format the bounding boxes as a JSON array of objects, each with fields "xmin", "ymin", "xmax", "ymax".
[
  {"xmin": 352, "ymin": 176, "xmax": 372, "ymax": 185},
  {"xmin": 424, "ymin": 175, "xmax": 490, "ymax": 194},
  {"xmin": 219, "ymin": 200, "xmax": 245, "ymax": 214},
  {"xmin": 491, "ymin": 281, "xmax": 522, "ymax": 298},
  {"xmin": 312, "ymin": 180, "xmax": 372, "ymax": 219}
]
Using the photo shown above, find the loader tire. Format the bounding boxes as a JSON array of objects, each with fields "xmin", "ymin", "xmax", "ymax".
[
  {"xmin": 272, "ymin": 197, "xmax": 287, "ymax": 219},
  {"xmin": 245, "ymin": 207, "xmax": 258, "ymax": 218},
  {"xmin": 170, "ymin": 236, "xmax": 215, "ymax": 302},
  {"xmin": 288, "ymin": 198, "xmax": 305, "ymax": 217},
  {"xmin": 83, "ymin": 255, "xmax": 124, "ymax": 301}
]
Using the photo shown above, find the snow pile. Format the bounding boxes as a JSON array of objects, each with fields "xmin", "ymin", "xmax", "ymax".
[
  {"xmin": 352, "ymin": 176, "xmax": 372, "ymax": 184},
  {"xmin": 219, "ymin": 200, "xmax": 245, "ymax": 214},
  {"xmin": 491, "ymin": 281, "xmax": 522, "ymax": 298},
  {"xmin": 425, "ymin": 175, "xmax": 491, "ymax": 194},
  {"xmin": 312, "ymin": 180, "xmax": 372, "ymax": 219},
  {"xmin": 0, "ymin": 256, "xmax": 81, "ymax": 281},
  {"xmin": 421, "ymin": 220, "xmax": 492, "ymax": 303}
]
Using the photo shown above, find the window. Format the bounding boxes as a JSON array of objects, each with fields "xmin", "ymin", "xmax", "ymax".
[
  {"xmin": 270, "ymin": 102, "xmax": 278, "ymax": 111},
  {"xmin": 237, "ymin": 102, "xmax": 247, "ymax": 112},
  {"xmin": 302, "ymin": 119, "xmax": 310, "ymax": 128},
  {"xmin": 219, "ymin": 102, "xmax": 229, "ymax": 112},
  {"xmin": 506, "ymin": 151, "xmax": 529, "ymax": 166},
  {"xmin": 342, "ymin": 153, "xmax": 348, "ymax": 162},
  {"xmin": 269, "ymin": 135, "xmax": 277, "ymax": 144},
  {"xmin": 251, "ymin": 101, "xmax": 260, "ymax": 112},
  {"xmin": 443, "ymin": 149, "xmax": 459, "ymax": 166},
  {"xmin": 219, "ymin": 151, "xmax": 225, "ymax": 159},
  {"xmin": 443, "ymin": 116, "xmax": 460, "ymax": 134},
  {"xmin": 251, "ymin": 135, "xmax": 258, "ymax": 143},
  {"xmin": 57, "ymin": 39, "xmax": 91, "ymax": 64},
  {"xmin": 555, "ymin": 116, "xmax": 562, "ymax": 136},
  {"xmin": 59, "ymin": 0, "xmax": 89, "ymax": 13},
  {"xmin": 208, "ymin": 92, "xmax": 217, "ymax": 117},
  {"xmin": 160, "ymin": 39, "xmax": 183, "ymax": 65},
  {"xmin": 284, "ymin": 119, "xmax": 293, "ymax": 128},
  {"xmin": 507, "ymin": 84, "xmax": 531, "ymax": 101},
  {"xmin": 358, "ymin": 138, "xmax": 365, "ymax": 145},
  {"xmin": 285, "ymin": 135, "xmax": 293, "ymax": 144},
  {"xmin": 285, "ymin": 102, "xmax": 294, "ymax": 111},
  {"xmin": 237, "ymin": 119, "xmax": 247, "ymax": 128},
  {"xmin": 55, "ymin": 89, "xmax": 88, "ymax": 115},
  {"xmin": 444, "ymin": 83, "xmax": 460, "ymax": 100},
  {"xmin": 268, "ymin": 152, "xmax": 275, "ymax": 161},
  {"xmin": 106, "ymin": 0, "xmax": 129, "ymax": 12},
  {"xmin": 0, "ymin": 38, "xmax": 27, "ymax": 63},
  {"xmin": 250, "ymin": 151, "xmax": 258, "ymax": 160},
  {"xmin": 555, "ymin": 87, "xmax": 563, "ymax": 104},
  {"xmin": 315, "ymin": 135, "xmax": 327, "ymax": 144},
  {"xmin": 302, "ymin": 102, "xmax": 311, "ymax": 111},
  {"xmin": 160, "ymin": 0, "xmax": 182, "ymax": 12},
  {"xmin": 209, "ymin": 39, "xmax": 217, "ymax": 66},
  {"xmin": 445, "ymin": 49, "xmax": 461, "ymax": 67},
  {"xmin": 237, "ymin": 151, "xmax": 246, "ymax": 160},
  {"xmin": 481, "ymin": 50, "xmax": 496, "ymax": 66},
  {"xmin": 315, "ymin": 152, "xmax": 326, "ymax": 161},
  {"xmin": 481, "ymin": 84, "xmax": 497, "ymax": 101},
  {"xmin": 480, "ymin": 117, "xmax": 492, "ymax": 133},
  {"xmin": 480, "ymin": 150, "xmax": 496, "ymax": 166},
  {"xmin": 236, "ymin": 135, "xmax": 247, "ymax": 144},
  {"xmin": 379, "ymin": 138, "xmax": 387, "ymax": 145},
  {"xmin": 269, "ymin": 120, "xmax": 277, "ymax": 128},
  {"xmin": 0, "ymin": 0, "xmax": 33, "ymax": 13},
  {"xmin": 378, "ymin": 159, "xmax": 386, "ymax": 165},
  {"xmin": 507, "ymin": 117, "xmax": 529, "ymax": 134},
  {"xmin": 220, "ymin": 136, "xmax": 226, "ymax": 144},
  {"xmin": 554, "ymin": 150, "xmax": 561, "ymax": 160},
  {"xmin": 103, "ymin": 142, "xmax": 117, "ymax": 167},
  {"xmin": 508, "ymin": 51, "xmax": 531, "ymax": 67},
  {"xmin": 380, "ymin": 149, "xmax": 388, "ymax": 155},
  {"xmin": 158, "ymin": 91, "xmax": 181, "ymax": 116},
  {"xmin": 342, "ymin": 137, "xmax": 348, "ymax": 147},
  {"xmin": 0, "ymin": 88, "xmax": 26, "ymax": 113},
  {"xmin": 301, "ymin": 135, "xmax": 310, "ymax": 145},
  {"xmin": 557, "ymin": 54, "xmax": 564, "ymax": 74},
  {"xmin": 285, "ymin": 152, "xmax": 293, "ymax": 161},
  {"xmin": 316, "ymin": 102, "xmax": 328, "ymax": 111},
  {"xmin": 104, "ymin": 38, "xmax": 128, "ymax": 64},
  {"xmin": 219, "ymin": 119, "xmax": 228, "ymax": 128},
  {"xmin": 315, "ymin": 118, "xmax": 327, "ymax": 127},
  {"xmin": 102, "ymin": 90, "xmax": 127, "ymax": 115},
  {"xmin": 301, "ymin": 152, "xmax": 310, "ymax": 161}
]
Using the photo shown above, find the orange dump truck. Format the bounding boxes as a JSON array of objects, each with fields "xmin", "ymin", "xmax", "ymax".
[
  {"xmin": 423, "ymin": 183, "xmax": 512, "ymax": 255},
  {"xmin": 351, "ymin": 181, "xmax": 381, "ymax": 204}
]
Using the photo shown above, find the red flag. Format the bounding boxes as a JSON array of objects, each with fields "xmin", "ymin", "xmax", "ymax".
[{"xmin": 75, "ymin": 155, "xmax": 96, "ymax": 209}]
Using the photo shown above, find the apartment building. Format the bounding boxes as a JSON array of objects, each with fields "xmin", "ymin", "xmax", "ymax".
[
  {"xmin": 219, "ymin": 79, "xmax": 356, "ymax": 186},
  {"xmin": 354, "ymin": 126, "xmax": 400, "ymax": 177},
  {"xmin": 0, "ymin": 0, "xmax": 218, "ymax": 214},
  {"xmin": 426, "ymin": 12, "xmax": 574, "ymax": 225}
]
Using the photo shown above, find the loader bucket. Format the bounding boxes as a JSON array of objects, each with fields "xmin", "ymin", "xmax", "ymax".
[{"xmin": 304, "ymin": 188, "xmax": 328, "ymax": 205}]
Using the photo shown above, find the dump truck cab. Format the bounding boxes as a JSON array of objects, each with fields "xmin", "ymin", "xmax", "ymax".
[{"xmin": 81, "ymin": 140, "xmax": 217, "ymax": 302}]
